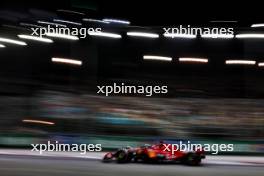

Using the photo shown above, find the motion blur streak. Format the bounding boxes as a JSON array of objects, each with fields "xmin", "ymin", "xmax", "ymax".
[
  {"xmin": 82, "ymin": 18, "xmax": 110, "ymax": 24},
  {"xmin": 201, "ymin": 34, "xmax": 234, "ymax": 39},
  {"xmin": 235, "ymin": 34, "xmax": 264, "ymax": 38},
  {"xmin": 51, "ymin": 57, "xmax": 82, "ymax": 65},
  {"xmin": 0, "ymin": 37, "xmax": 27, "ymax": 46},
  {"xmin": 45, "ymin": 33, "xmax": 79, "ymax": 40},
  {"xmin": 179, "ymin": 57, "xmax": 208, "ymax": 63},
  {"xmin": 225, "ymin": 60, "xmax": 256, "ymax": 65},
  {"xmin": 258, "ymin": 62, "xmax": 264, "ymax": 67},
  {"xmin": 251, "ymin": 24, "xmax": 264, "ymax": 27},
  {"xmin": 103, "ymin": 18, "xmax": 130, "ymax": 24},
  {"xmin": 88, "ymin": 31, "xmax": 122, "ymax": 38},
  {"xmin": 37, "ymin": 20, "xmax": 67, "ymax": 27},
  {"xmin": 22, "ymin": 119, "xmax": 55, "ymax": 125},
  {"xmin": 57, "ymin": 9, "xmax": 85, "ymax": 15},
  {"xmin": 163, "ymin": 33, "xmax": 196, "ymax": 38},
  {"xmin": 127, "ymin": 32, "xmax": 159, "ymax": 38},
  {"xmin": 20, "ymin": 22, "xmax": 43, "ymax": 28},
  {"xmin": 53, "ymin": 19, "xmax": 82, "ymax": 26},
  {"xmin": 0, "ymin": 44, "xmax": 5, "ymax": 48},
  {"xmin": 18, "ymin": 35, "xmax": 53, "ymax": 43},
  {"xmin": 143, "ymin": 55, "xmax": 172, "ymax": 61},
  {"xmin": 210, "ymin": 20, "xmax": 238, "ymax": 23}
]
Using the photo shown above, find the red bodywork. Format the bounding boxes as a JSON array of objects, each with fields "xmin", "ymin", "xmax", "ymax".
[
  {"xmin": 135, "ymin": 143, "xmax": 205, "ymax": 161},
  {"xmin": 103, "ymin": 142, "xmax": 205, "ymax": 165}
]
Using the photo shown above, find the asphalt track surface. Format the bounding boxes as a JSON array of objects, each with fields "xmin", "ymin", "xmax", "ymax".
[{"xmin": 0, "ymin": 155, "xmax": 264, "ymax": 176}]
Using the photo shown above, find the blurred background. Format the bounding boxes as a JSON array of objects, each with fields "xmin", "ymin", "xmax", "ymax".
[{"xmin": 0, "ymin": 0, "xmax": 264, "ymax": 155}]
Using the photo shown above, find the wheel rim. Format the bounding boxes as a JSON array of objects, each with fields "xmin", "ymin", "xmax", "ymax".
[{"xmin": 118, "ymin": 152, "xmax": 125, "ymax": 159}]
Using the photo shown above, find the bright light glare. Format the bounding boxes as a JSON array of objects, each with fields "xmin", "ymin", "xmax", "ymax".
[
  {"xmin": 52, "ymin": 57, "xmax": 82, "ymax": 65},
  {"xmin": 0, "ymin": 44, "xmax": 5, "ymax": 48},
  {"xmin": 22, "ymin": 119, "xmax": 55, "ymax": 125},
  {"xmin": 235, "ymin": 34, "xmax": 264, "ymax": 38},
  {"xmin": 53, "ymin": 19, "xmax": 82, "ymax": 26},
  {"xmin": 179, "ymin": 57, "xmax": 208, "ymax": 63},
  {"xmin": 103, "ymin": 18, "xmax": 130, "ymax": 25},
  {"xmin": 88, "ymin": 31, "xmax": 122, "ymax": 38},
  {"xmin": 201, "ymin": 34, "xmax": 234, "ymax": 39},
  {"xmin": 45, "ymin": 33, "xmax": 79, "ymax": 40},
  {"xmin": 251, "ymin": 24, "xmax": 264, "ymax": 27},
  {"xmin": 163, "ymin": 33, "xmax": 196, "ymax": 39},
  {"xmin": 0, "ymin": 37, "xmax": 27, "ymax": 46},
  {"xmin": 143, "ymin": 55, "xmax": 172, "ymax": 61},
  {"xmin": 18, "ymin": 35, "xmax": 53, "ymax": 43},
  {"xmin": 225, "ymin": 60, "xmax": 256, "ymax": 65},
  {"xmin": 127, "ymin": 32, "xmax": 159, "ymax": 38},
  {"xmin": 258, "ymin": 62, "xmax": 264, "ymax": 67}
]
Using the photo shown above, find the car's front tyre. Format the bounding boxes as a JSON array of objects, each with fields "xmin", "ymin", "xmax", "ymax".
[{"xmin": 102, "ymin": 152, "xmax": 114, "ymax": 163}]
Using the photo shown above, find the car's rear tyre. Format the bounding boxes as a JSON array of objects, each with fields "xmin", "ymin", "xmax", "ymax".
[
  {"xmin": 183, "ymin": 153, "xmax": 201, "ymax": 166},
  {"xmin": 116, "ymin": 150, "xmax": 130, "ymax": 163}
]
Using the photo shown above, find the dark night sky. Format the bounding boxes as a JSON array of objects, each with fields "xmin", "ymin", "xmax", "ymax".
[{"xmin": 1, "ymin": 0, "xmax": 264, "ymax": 98}]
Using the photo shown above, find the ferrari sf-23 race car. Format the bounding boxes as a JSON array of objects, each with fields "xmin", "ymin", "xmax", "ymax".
[{"xmin": 103, "ymin": 142, "xmax": 205, "ymax": 165}]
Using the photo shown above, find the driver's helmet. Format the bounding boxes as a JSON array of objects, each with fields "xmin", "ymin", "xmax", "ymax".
[
  {"xmin": 125, "ymin": 146, "xmax": 132, "ymax": 149},
  {"xmin": 159, "ymin": 140, "xmax": 164, "ymax": 148}
]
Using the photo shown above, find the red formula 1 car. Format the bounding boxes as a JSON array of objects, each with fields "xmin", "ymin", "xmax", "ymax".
[{"xmin": 103, "ymin": 142, "xmax": 205, "ymax": 165}]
